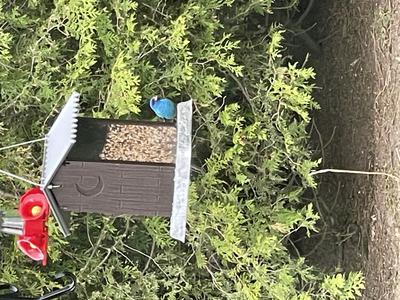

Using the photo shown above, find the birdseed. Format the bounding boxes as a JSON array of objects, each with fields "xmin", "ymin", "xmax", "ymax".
[{"xmin": 100, "ymin": 124, "xmax": 177, "ymax": 164}]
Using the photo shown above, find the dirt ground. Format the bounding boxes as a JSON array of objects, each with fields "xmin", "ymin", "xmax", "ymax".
[{"xmin": 292, "ymin": 0, "xmax": 400, "ymax": 299}]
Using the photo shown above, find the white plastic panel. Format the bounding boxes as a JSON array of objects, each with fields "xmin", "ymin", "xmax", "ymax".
[
  {"xmin": 41, "ymin": 92, "xmax": 80, "ymax": 236},
  {"xmin": 170, "ymin": 100, "xmax": 192, "ymax": 242},
  {"xmin": 41, "ymin": 92, "xmax": 79, "ymax": 187}
]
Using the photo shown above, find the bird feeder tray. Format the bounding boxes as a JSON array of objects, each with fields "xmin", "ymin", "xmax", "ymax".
[
  {"xmin": 101, "ymin": 123, "xmax": 177, "ymax": 164},
  {"xmin": 66, "ymin": 118, "xmax": 177, "ymax": 164}
]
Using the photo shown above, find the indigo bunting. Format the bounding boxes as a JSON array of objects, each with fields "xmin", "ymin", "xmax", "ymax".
[{"xmin": 149, "ymin": 96, "xmax": 176, "ymax": 120}]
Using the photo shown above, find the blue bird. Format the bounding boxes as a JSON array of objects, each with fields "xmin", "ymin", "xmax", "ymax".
[{"xmin": 149, "ymin": 96, "xmax": 176, "ymax": 120}]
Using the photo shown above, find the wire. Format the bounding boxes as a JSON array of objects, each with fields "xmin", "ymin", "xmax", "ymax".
[
  {"xmin": 0, "ymin": 169, "xmax": 43, "ymax": 187},
  {"xmin": 0, "ymin": 137, "xmax": 47, "ymax": 187},
  {"xmin": 310, "ymin": 168, "xmax": 400, "ymax": 181},
  {"xmin": 0, "ymin": 137, "xmax": 46, "ymax": 152}
]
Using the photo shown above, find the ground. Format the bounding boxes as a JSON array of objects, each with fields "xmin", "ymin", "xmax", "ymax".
[{"xmin": 290, "ymin": 0, "xmax": 400, "ymax": 299}]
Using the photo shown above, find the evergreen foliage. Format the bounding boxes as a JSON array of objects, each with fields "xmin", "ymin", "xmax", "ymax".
[{"xmin": 0, "ymin": 1, "xmax": 364, "ymax": 299}]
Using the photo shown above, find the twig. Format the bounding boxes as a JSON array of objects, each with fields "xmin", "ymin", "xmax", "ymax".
[
  {"xmin": 141, "ymin": 2, "xmax": 169, "ymax": 18},
  {"xmin": 292, "ymin": 230, "xmax": 336, "ymax": 244},
  {"xmin": 329, "ymin": 181, "xmax": 341, "ymax": 213},
  {"xmin": 323, "ymin": 126, "xmax": 337, "ymax": 150},
  {"xmin": 338, "ymin": 224, "xmax": 359, "ymax": 244},
  {"xmin": 205, "ymin": 265, "xmax": 230, "ymax": 296},
  {"xmin": 183, "ymin": 248, "xmax": 196, "ymax": 267},
  {"xmin": 274, "ymin": 0, "xmax": 298, "ymax": 10},
  {"xmin": 0, "ymin": 189, "xmax": 16, "ymax": 199},
  {"xmin": 86, "ymin": 217, "xmax": 94, "ymax": 249},
  {"xmin": 226, "ymin": 71, "xmax": 251, "ymax": 102},
  {"xmin": 191, "ymin": 99, "xmax": 211, "ymax": 145},
  {"xmin": 137, "ymin": 39, "xmax": 168, "ymax": 60},
  {"xmin": 287, "ymin": 237, "xmax": 301, "ymax": 258},
  {"xmin": 143, "ymin": 239, "xmax": 155, "ymax": 273},
  {"xmin": 310, "ymin": 188, "xmax": 326, "ymax": 224},
  {"xmin": 293, "ymin": 0, "xmax": 315, "ymax": 27},
  {"xmin": 312, "ymin": 119, "xmax": 325, "ymax": 165},
  {"xmin": 113, "ymin": 246, "xmax": 136, "ymax": 266},
  {"xmin": 89, "ymin": 248, "xmax": 112, "ymax": 275},
  {"xmin": 226, "ymin": 71, "xmax": 257, "ymax": 114},
  {"xmin": 122, "ymin": 243, "xmax": 170, "ymax": 278},
  {"xmin": 304, "ymin": 225, "xmax": 328, "ymax": 257},
  {"xmin": 81, "ymin": 225, "xmax": 108, "ymax": 273},
  {"xmin": 208, "ymin": 253, "xmax": 223, "ymax": 272}
]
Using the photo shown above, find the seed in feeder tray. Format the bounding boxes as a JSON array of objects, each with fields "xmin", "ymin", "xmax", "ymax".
[{"xmin": 100, "ymin": 124, "xmax": 177, "ymax": 164}]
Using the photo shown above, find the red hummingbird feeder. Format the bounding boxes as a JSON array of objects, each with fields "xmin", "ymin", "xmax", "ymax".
[
  {"xmin": 0, "ymin": 92, "xmax": 79, "ymax": 265},
  {"xmin": 17, "ymin": 187, "xmax": 49, "ymax": 265},
  {"xmin": 0, "ymin": 188, "xmax": 49, "ymax": 265}
]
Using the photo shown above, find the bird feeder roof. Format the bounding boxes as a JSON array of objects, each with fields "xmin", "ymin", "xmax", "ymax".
[{"xmin": 41, "ymin": 92, "xmax": 80, "ymax": 236}]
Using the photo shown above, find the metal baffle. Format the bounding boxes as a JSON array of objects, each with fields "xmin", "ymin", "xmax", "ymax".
[
  {"xmin": 170, "ymin": 100, "xmax": 192, "ymax": 242},
  {"xmin": 41, "ymin": 92, "xmax": 80, "ymax": 237},
  {"xmin": 0, "ymin": 215, "xmax": 23, "ymax": 236},
  {"xmin": 2, "ymin": 217, "xmax": 24, "ymax": 229}
]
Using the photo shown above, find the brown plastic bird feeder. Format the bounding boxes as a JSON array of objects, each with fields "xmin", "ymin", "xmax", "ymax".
[{"xmin": 43, "ymin": 92, "xmax": 192, "ymax": 242}]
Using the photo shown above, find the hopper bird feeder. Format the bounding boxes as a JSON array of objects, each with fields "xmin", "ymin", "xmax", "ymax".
[
  {"xmin": 0, "ymin": 92, "xmax": 192, "ymax": 265},
  {"xmin": 49, "ymin": 92, "xmax": 192, "ymax": 242}
]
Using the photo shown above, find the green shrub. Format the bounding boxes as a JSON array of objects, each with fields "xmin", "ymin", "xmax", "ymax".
[{"xmin": 0, "ymin": 1, "xmax": 364, "ymax": 299}]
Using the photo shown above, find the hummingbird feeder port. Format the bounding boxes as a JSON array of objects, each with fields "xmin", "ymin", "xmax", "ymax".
[
  {"xmin": 19, "ymin": 188, "xmax": 49, "ymax": 220},
  {"xmin": 17, "ymin": 237, "xmax": 46, "ymax": 262}
]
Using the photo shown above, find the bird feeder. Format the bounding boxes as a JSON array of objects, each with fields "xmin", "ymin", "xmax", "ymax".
[
  {"xmin": 46, "ymin": 92, "xmax": 192, "ymax": 242},
  {"xmin": 1, "ymin": 92, "xmax": 192, "ymax": 265}
]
